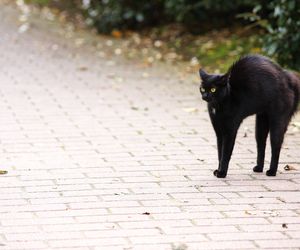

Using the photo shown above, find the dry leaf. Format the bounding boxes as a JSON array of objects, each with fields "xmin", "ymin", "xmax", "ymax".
[
  {"xmin": 154, "ymin": 40, "xmax": 163, "ymax": 48},
  {"xmin": 142, "ymin": 72, "xmax": 149, "ymax": 78},
  {"xmin": 190, "ymin": 57, "xmax": 199, "ymax": 66},
  {"xmin": 106, "ymin": 40, "xmax": 113, "ymax": 47},
  {"xmin": 182, "ymin": 107, "xmax": 198, "ymax": 113},
  {"xmin": 172, "ymin": 243, "xmax": 188, "ymax": 250},
  {"xmin": 75, "ymin": 38, "xmax": 85, "ymax": 46},
  {"xmin": 107, "ymin": 73, "xmax": 115, "ymax": 78},
  {"xmin": 0, "ymin": 170, "xmax": 8, "ymax": 175},
  {"xmin": 111, "ymin": 30, "xmax": 122, "ymax": 38},
  {"xmin": 78, "ymin": 66, "xmax": 88, "ymax": 71},
  {"xmin": 114, "ymin": 48, "xmax": 122, "ymax": 55},
  {"xmin": 284, "ymin": 165, "xmax": 297, "ymax": 171},
  {"xmin": 106, "ymin": 60, "xmax": 116, "ymax": 66},
  {"xmin": 18, "ymin": 23, "xmax": 29, "ymax": 33},
  {"xmin": 115, "ymin": 77, "xmax": 124, "ymax": 83},
  {"xmin": 292, "ymin": 122, "xmax": 300, "ymax": 128}
]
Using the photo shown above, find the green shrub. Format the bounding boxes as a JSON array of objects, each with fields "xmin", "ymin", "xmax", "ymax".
[
  {"xmin": 25, "ymin": 0, "xmax": 50, "ymax": 5},
  {"xmin": 164, "ymin": 0, "xmax": 256, "ymax": 32},
  {"xmin": 25, "ymin": 0, "xmax": 300, "ymax": 70},
  {"xmin": 82, "ymin": 0, "xmax": 257, "ymax": 33},
  {"xmin": 243, "ymin": 0, "xmax": 300, "ymax": 70},
  {"xmin": 264, "ymin": 0, "xmax": 300, "ymax": 70}
]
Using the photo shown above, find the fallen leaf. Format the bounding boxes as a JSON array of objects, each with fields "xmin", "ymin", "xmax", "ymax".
[
  {"xmin": 282, "ymin": 223, "xmax": 288, "ymax": 228},
  {"xmin": 75, "ymin": 38, "xmax": 85, "ymax": 47},
  {"xmin": 106, "ymin": 60, "xmax": 116, "ymax": 66},
  {"xmin": 107, "ymin": 73, "xmax": 116, "ymax": 79},
  {"xmin": 18, "ymin": 23, "xmax": 29, "ymax": 33},
  {"xmin": 142, "ymin": 72, "xmax": 149, "ymax": 78},
  {"xmin": 284, "ymin": 165, "xmax": 297, "ymax": 171},
  {"xmin": 155, "ymin": 53, "xmax": 162, "ymax": 60},
  {"xmin": 106, "ymin": 40, "xmax": 113, "ymax": 47},
  {"xmin": 115, "ymin": 77, "xmax": 124, "ymax": 83},
  {"xmin": 111, "ymin": 30, "xmax": 122, "ymax": 39},
  {"xmin": 277, "ymin": 197, "xmax": 286, "ymax": 203},
  {"xmin": 263, "ymin": 210, "xmax": 279, "ymax": 216},
  {"xmin": 154, "ymin": 40, "xmax": 163, "ymax": 48},
  {"xmin": 291, "ymin": 122, "xmax": 300, "ymax": 132},
  {"xmin": 142, "ymin": 212, "xmax": 150, "ymax": 215},
  {"xmin": 51, "ymin": 44, "xmax": 59, "ymax": 51},
  {"xmin": 291, "ymin": 122, "xmax": 300, "ymax": 128},
  {"xmin": 114, "ymin": 48, "xmax": 122, "ymax": 55},
  {"xmin": 190, "ymin": 57, "xmax": 199, "ymax": 66},
  {"xmin": 172, "ymin": 243, "xmax": 188, "ymax": 250},
  {"xmin": 78, "ymin": 66, "xmax": 88, "ymax": 71},
  {"xmin": 145, "ymin": 56, "xmax": 154, "ymax": 65},
  {"xmin": 0, "ymin": 170, "xmax": 7, "ymax": 175},
  {"xmin": 182, "ymin": 107, "xmax": 198, "ymax": 113},
  {"xmin": 243, "ymin": 127, "xmax": 250, "ymax": 137}
]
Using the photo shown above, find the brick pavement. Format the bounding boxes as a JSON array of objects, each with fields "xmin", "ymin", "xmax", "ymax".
[{"xmin": 0, "ymin": 2, "xmax": 300, "ymax": 250}]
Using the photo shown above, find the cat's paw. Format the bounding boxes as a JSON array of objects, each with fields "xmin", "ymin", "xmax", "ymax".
[
  {"xmin": 253, "ymin": 165, "xmax": 263, "ymax": 172},
  {"xmin": 266, "ymin": 169, "xmax": 277, "ymax": 176},
  {"xmin": 213, "ymin": 169, "xmax": 227, "ymax": 178}
]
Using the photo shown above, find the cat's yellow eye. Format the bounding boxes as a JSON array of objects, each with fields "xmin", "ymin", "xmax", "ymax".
[
  {"xmin": 200, "ymin": 87, "xmax": 205, "ymax": 93},
  {"xmin": 210, "ymin": 87, "xmax": 216, "ymax": 93}
]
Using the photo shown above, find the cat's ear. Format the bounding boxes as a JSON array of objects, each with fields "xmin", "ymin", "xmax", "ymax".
[
  {"xmin": 199, "ymin": 69, "xmax": 209, "ymax": 81},
  {"xmin": 216, "ymin": 74, "xmax": 228, "ymax": 86}
]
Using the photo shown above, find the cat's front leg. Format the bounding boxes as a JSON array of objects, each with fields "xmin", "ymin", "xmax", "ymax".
[
  {"xmin": 214, "ymin": 126, "xmax": 239, "ymax": 178},
  {"xmin": 216, "ymin": 134, "xmax": 223, "ymax": 162},
  {"xmin": 214, "ymin": 137, "xmax": 225, "ymax": 178},
  {"xmin": 208, "ymin": 110, "xmax": 224, "ymax": 176},
  {"xmin": 213, "ymin": 169, "xmax": 227, "ymax": 178}
]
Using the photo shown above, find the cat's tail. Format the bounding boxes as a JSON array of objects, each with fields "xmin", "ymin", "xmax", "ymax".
[{"xmin": 286, "ymin": 71, "xmax": 300, "ymax": 114}]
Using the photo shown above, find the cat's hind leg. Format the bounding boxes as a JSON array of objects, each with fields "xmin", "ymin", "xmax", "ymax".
[
  {"xmin": 253, "ymin": 113, "xmax": 269, "ymax": 173},
  {"xmin": 266, "ymin": 117, "xmax": 289, "ymax": 176}
]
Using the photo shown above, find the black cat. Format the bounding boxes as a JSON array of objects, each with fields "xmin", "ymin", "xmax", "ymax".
[{"xmin": 199, "ymin": 54, "xmax": 300, "ymax": 178}]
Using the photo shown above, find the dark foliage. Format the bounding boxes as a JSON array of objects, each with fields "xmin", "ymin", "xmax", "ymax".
[
  {"xmin": 263, "ymin": 0, "xmax": 300, "ymax": 70},
  {"xmin": 82, "ymin": 0, "xmax": 257, "ymax": 33},
  {"xmin": 82, "ymin": 0, "xmax": 165, "ymax": 33},
  {"xmin": 28, "ymin": 0, "xmax": 300, "ymax": 70},
  {"xmin": 242, "ymin": 0, "xmax": 300, "ymax": 70}
]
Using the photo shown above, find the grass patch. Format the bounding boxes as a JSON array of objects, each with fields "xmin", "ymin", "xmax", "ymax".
[
  {"xmin": 195, "ymin": 35, "xmax": 262, "ymax": 72},
  {"xmin": 169, "ymin": 28, "xmax": 263, "ymax": 72}
]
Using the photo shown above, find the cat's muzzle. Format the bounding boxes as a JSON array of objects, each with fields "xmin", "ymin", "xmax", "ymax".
[{"xmin": 202, "ymin": 93, "xmax": 211, "ymax": 102}]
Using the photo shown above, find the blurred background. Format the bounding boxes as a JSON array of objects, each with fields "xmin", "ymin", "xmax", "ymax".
[{"xmin": 22, "ymin": 0, "xmax": 300, "ymax": 72}]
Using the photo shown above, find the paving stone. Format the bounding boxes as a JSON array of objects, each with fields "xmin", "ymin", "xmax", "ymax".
[{"xmin": 0, "ymin": 2, "xmax": 299, "ymax": 250}]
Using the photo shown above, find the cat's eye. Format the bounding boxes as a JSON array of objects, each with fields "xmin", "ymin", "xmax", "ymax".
[
  {"xmin": 200, "ymin": 87, "xmax": 205, "ymax": 93},
  {"xmin": 210, "ymin": 87, "xmax": 216, "ymax": 93}
]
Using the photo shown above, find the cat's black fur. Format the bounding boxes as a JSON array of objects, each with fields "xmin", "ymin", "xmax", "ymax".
[{"xmin": 199, "ymin": 54, "xmax": 300, "ymax": 178}]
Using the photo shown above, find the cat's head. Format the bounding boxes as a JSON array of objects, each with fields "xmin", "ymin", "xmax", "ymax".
[{"xmin": 199, "ymin": 69, "xmax": 229, "ymax": 103}]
